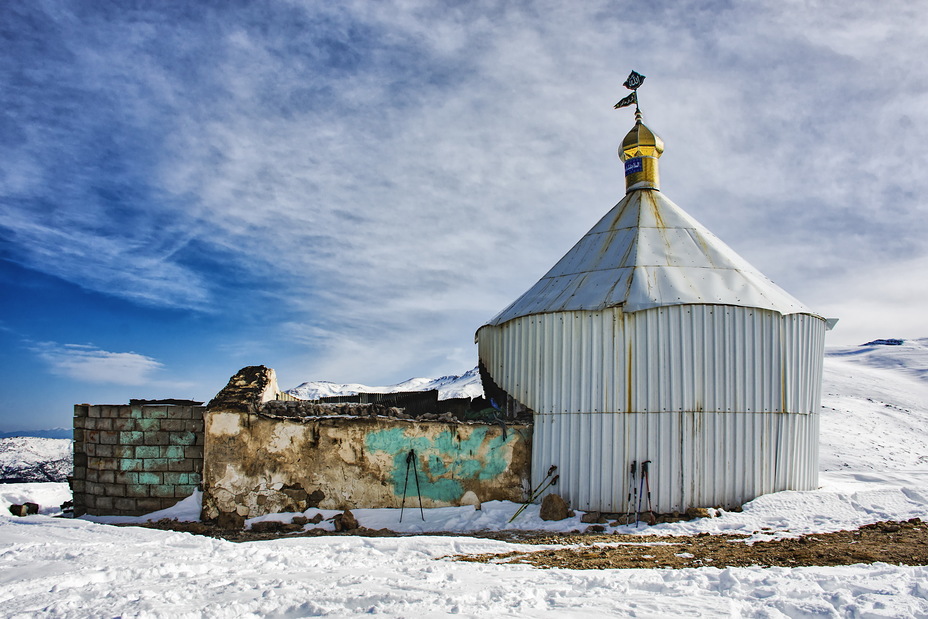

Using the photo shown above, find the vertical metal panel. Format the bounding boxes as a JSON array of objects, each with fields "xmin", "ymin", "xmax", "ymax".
[
  {"xmin": 531, "ymin": 409, "xmax": 819, "ymax": 512},
  {"xmin": 478, "ymin": 305, "xmax": 826, "ymax": 512},
  {"xmin": 478, "ymin": 305, "xmax": 824, "ymax": 416}
]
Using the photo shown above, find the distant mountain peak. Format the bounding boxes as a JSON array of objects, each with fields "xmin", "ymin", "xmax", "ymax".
[{"xmin": 286, "ymin": 367, "xmax": 484, "ymax": 401}]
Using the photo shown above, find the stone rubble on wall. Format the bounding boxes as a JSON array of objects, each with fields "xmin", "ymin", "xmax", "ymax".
[
  {"xmin": 261, "ymin": 401, "xmax": 408, "ymax": 419},
  {"xmin": 260, "ymin": 401, "xmax": 481, "ymax": 424}
]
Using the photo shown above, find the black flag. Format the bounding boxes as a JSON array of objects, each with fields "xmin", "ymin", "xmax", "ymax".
[
  {"xmin": 614, "ymin": 92, "xmax": 637, "ymax": 109},
  {"xmin": 623, "ymin": 70, "xmax": 645, "ymax": 91}
]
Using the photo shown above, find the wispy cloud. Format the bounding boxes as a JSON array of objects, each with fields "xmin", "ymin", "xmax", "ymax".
[
  {"xmin": 32, "ymin": 343, "xmax": 164, "ymax": 386},
  {"xmin": 2, "ymin": 0, "xmax": 926, "ymax": 392}
]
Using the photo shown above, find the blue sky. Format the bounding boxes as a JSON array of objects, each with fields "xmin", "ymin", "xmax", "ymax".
[{"xmin": 2, "ymin": 1, "xmax": 927, "ymax": 431}]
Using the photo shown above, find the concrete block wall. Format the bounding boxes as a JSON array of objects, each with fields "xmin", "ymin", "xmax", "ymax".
[{"xmin": 72, "ymin": 403, "xmax": 205, "ymax": 516}]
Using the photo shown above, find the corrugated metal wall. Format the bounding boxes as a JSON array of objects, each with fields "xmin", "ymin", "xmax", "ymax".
[{"xmin": 476, "ymin": 304, "xmax": 825, "ymax": 512}]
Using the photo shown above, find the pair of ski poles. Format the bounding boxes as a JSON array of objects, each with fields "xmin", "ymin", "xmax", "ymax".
[
  {"xmin": 625, "ymin": 459, "xmax": 655, "ymax": 527},
  {"xmin": 399, "ymin": 449, "xmax": 425, "ymax": 522},
  {"xmin": 508, "ymin": 465, "xmax": 559, "ymax": 523}
]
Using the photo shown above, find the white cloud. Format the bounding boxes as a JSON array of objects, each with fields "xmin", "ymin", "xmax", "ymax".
[
  {"xmin": 32, "ymin": 343, "xmax": 164, "ymax": 386},
  {"xmin": 3, "ymin": 0, "xmax": 928, "ymax": 385}
]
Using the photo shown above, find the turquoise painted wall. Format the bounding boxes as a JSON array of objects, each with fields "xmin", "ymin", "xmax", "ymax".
[{"xmin": 364, "ymin": 426, "xmax": 518, "ymax": 502}]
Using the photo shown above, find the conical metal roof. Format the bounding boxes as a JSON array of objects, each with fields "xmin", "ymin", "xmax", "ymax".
[{"xmin": 485, "ymin": 189, "xmax": 815, "ymax": 327}]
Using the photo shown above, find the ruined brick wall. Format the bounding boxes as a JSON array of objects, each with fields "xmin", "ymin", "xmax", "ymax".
[
  {"xmin": 202, "ymin": 411, "xmax": 532, "ymax": 519},
  {"xmin": 72, "ymin": 403, "xmax": 204, "ymax": 516},
  {"xmin": 200, "ymin": 365, "xmax": 532, "ymax": 521}
]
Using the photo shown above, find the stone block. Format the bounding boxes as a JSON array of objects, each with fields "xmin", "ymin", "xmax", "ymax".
[
  {"xmin": 85, "ymin": 430, "xmax": 99, "ymax": 444},
  {"xmin": 126, "ymin": 484, "xmax": 149, "ymax": 498},
  {"xmin": 135, "ymin": 445, "xmax": 160, "ymax": 459},
  {"xmin": 168, "ymin": 458, "xmax": 194, "ymax": 472},
  {"xmin": 119, "ymin": 458, "xmax": 144, "ymax": 472},
  {"xmin": 94, "ymin": 496, "xmax": 114, "ymax": 512},
  {"xmin": 85, "ymin": 469, "xmax": 99, "ymax": 483},
  {"xmin": 175, "ymin": 484, "xmax": 197, "ymax": 499},
  {"xmin": 136, "ymin": 417, "xmax": 160, "ymax": 432},
  {"xmin": 137, "ymin": 498, "xmax": 164, "ymax": 513},
  {"xmin": 129, "ymin": 405, "xmax": 143, "ymax": 419},
  {"xmin": 87, "ymin": 406, "xmax": 102, "ymax": 418},
  {"xmin": 90, "ymin": 417, "xmax": 114, "ymax": 431},
  {"xmin": 143, "ymin": 406, "xmax": 170, "ymax": 419},
  {"xmin": 112, "ymin": 418, "xmax": 137, "ymax": 432},
  {"xmin": 114, "ymin": 445, "xmax": 135, "ymax": 458},
  {"xmin": 163, "ymin": 472, "xmax": 196, "ymax": 485},
  {"xmin": 138, "ymin": 472, "xmax": 162, "ymax": 485},
  {"xmin": 85, "ymin": 443, "xmax": 96, "ymax": 457},
  {"xmin": 74, "ymin": 416, "xmax": 87, "ymax": 429},
  {"xmin": 97, "ymin": 470, "xmax": 115, "ymax": 485},
  {"xmin": 74, "ymin": 453, "xmax": 87, "ymax": 467},
  {"xmin": 98, "ymin": 431, "xmax": 119, "ymax": 445},
  {"xmin": 169, "ymin": 431, "xmax": 197, "ymax": 446},
  {"xmin": 102, "ymin": 406, "xmax": 119, "ymax": 418},
  {"xmin": 144, "ymin": 432, "xmax": 169, "ymax": 446},
  {"xmin": 105, "ymin": 484, "xmax": 127, "ymax": 497},
  {"xmin": 120, "ymin": 431, "xmax": 145, "ymax": 445},
  {"xmin": 143, "ymin": 458, "xmax": 170, "ymax": 471},
  {"xmin": 160, "ymin": 419, "xmax": 184, "ymax": 432},
  {"xmin": 161, "ymin": 445, "xmax": 185, "ymax": 459},
  {"xmin": 167, "ymin": 407, "xmax": 190, "ymax": 420},
  {"xmin": 115, "ymin": 472, "xmax": 138, "ymax": 485},
  {"xmin": 88, "ymin": 457, "xmax": 117, "ymax": 470},
  {"xmin": 114, "ymin": 498, "xmax": 136, "ymax": 512},
  {"xmin": 74, "ymin": 404, "xmax": 89, "ymax": 418},
  {"xmin": 150, "ymin": 484, "xmax": 176, "ymax": 498},
  {"xmin": 71, "ymin": 474, "xmax": 86, "ymax": 491},
  {"xmin": 184, "ymin": 420, "xmax": 204, "ymax": 434},
  {"xmin": 184, "ymin": 445, "xmax": 204, "ymax": 460},
  {"xmin": 87, "ymin": 482, "xmax": 105, "ymax": 496},
  {"xmin": 95, "ymin": 444, "xmax": 114, "ymax": 458}
]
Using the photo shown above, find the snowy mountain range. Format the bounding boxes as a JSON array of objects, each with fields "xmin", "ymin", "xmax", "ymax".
[
  {"xmin": 0, "ymin": 428, "xmax": 72, "ymax": 439},
  {"xmin": 0, "ymin": 437, "xmax": 72, "ymax": 483},
  {"xmin": 287, "ymin": 366, "xmax": 484, "ymax": 401}
]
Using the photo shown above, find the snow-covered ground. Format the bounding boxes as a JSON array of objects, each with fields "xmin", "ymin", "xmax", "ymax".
[{"xmin": 2, "ymin": 340, "xmax": 928, "ymax": 617}]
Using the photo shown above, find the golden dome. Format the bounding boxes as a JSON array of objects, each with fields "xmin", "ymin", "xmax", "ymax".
[{"xmin": 619, "ymin": 110, "xmax": 663, "ymax": 192}]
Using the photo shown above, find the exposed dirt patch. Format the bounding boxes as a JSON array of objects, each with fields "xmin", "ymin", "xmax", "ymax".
[
  {"xmin": 117, "ymin": 518, "xmax": 928, "ymax": 569},
  {"xmin": 115, "ymin": 518, "xmax": 401, "ymax": 542},
  {"xmin": 456, "ymin": 519, "xmax": 928, "ymax": 569}
]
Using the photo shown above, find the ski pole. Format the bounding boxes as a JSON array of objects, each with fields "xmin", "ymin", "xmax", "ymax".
[
  {"xmin": 642, "ymin": 460, "xmax": 656, "ymax": 525},
  {"xmin": 509, "ymin": 465, "xmax": 557, "ymax": 523},
  {"xmin": 627, "ymin": 461, "xmax": 638, "ymax": 526},
  {"xmin": 509, "ymin": 473, "xmax": 558, "ymax": 523},
  {"xmin": 509, "ymin": 474, "xmax": 560, "ymax": 523},
  {"xmin": 400, "ymin": 449, "xmax": 425, "ymax": 522},
  {"xmin": 399, "ymin": 449, "xmax": 413, "ymax": 523},
  {"xmin": 411, "ymin": 449, "xmax": 424, "ymax": 521},
  {"xmin": 636, "ymin": 460, "xmax": 647, "ymax": 528}
]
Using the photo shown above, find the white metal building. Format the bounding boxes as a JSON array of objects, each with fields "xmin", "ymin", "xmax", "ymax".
[{"xmin": 476, "ymin": 111, "xmax": 827, "ymax": 513}]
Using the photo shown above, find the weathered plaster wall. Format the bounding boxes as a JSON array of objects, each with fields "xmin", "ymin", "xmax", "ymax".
[
  {"xmin": 201, "ymin": 412, "xmax": 531, "ymax": 519},
  {"xmin": 73, "ymin": 403, "xmax": 204, "ymax": 516}
]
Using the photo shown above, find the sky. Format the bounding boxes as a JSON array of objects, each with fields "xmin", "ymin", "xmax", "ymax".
[{"xmin": 1, "ymin": 0, "xmax": 927, "ymax": 431}]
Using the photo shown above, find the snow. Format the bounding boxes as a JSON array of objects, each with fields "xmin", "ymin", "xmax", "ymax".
[
  {"xmin": 0, "ymin": 482, "xmax": 71, "ymax": 516},
  {"xmin": 287, "ymin": 366, "xmax": 484, "ymax": 401},
  {"xmin": 2, "ymin": 339, "xmax": 928, "ymax": 617}
]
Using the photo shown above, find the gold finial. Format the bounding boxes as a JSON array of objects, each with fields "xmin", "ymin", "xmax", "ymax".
[{"xmin": 614, "ymin": 70, "xmax": 663, "ymax": 193}]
